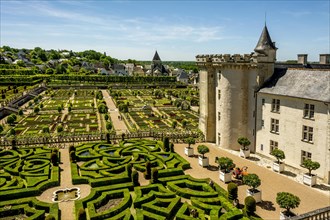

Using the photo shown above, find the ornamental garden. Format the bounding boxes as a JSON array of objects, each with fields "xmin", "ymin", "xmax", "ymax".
[
  {"xmin": 0, "ymin": 146, "xmax": 60, "ymax": 219},
  {"xmin": 0, "ymin": 139, "xmax": 249, "ymax": 220},
  {"xmin": 1, "ymin": 87, "xmax": 200, "ymax": 139},
  {"xmin": 1, "ymin": 89, "xmax": 101, "ymax": 137},
  {"xmin": 110, "ymin": 88, "xmax": 199, "ymax": 132}
]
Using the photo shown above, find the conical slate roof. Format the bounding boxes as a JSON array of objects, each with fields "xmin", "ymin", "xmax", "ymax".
[
  {"xmin": 254, "ymin": 25, "xmax": 276, "ymax": 54},
  {"xmin": 152, "ymin": 50, "xmax": 161, "ymax": 61}
]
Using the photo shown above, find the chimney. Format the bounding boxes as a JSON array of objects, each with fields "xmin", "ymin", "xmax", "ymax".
[
  {"xmin": 319, "ymin": 54, "xmax": 330, "ymax": 64},
  {"xmin": 297, "ymin": 54, "xmax": 308, "ymax": 65}
]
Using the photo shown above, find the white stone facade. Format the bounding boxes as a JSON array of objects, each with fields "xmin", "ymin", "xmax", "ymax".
[{"xmin": 256, "ymin": 93, "xmax": 330, "ymax": 183}]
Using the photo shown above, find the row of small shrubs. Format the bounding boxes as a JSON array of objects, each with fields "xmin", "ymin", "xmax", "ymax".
[{"xmin": 0, "ymin": 69, "xmax": 35, "ymax": 75}]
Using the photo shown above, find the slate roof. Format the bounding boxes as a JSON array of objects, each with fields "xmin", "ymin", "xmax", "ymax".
[
  {"xmin": 177, "ymin": 69, "xmax": 188, "ymax": 79},
  {"xmin": 259, "ymin": 68, "xmax": 330, "ymax": 102},
  {"xmin": 254, "ymin": 25, "xmax": 276, "ymax": 54},
  {"xmin": 152, "ymin": 51, "xmax": 161, "ymax": 61}
]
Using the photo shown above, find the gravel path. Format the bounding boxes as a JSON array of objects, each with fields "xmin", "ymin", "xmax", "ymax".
[
  {"xmin": 36, "ymin": 147, "xmax": 91, "ymax": 220},
  {"xmin": 101, "ymin": 90, "xmax": 129, "ymax": 135}
]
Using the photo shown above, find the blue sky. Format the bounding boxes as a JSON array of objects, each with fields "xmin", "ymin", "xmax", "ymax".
[{"xmin": 1, "ymin": 0, "xmax": 329, "ymax": 61}]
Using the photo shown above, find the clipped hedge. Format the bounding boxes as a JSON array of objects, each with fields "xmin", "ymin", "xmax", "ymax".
[
  {"xmin": 89, "ymin": 175, "xmax": 131, "ymax": 187},
  {"xmin": 75, "ymin": 149, "xmax": 102, "ymax": 161},
  {"xmin": 101, "ymin": 208, "xmax": 132, "ymax": 220},
  {"xmin": 0, "ymin": 165, "xmax": 59, "ymax": 200},
  {"xmin": 75, "ymin": 182, "xmax": 134, "ymax": 218},
  {"xmin": 220, "ymin": 208, "xmax": 243, "ymax": 220},
  {"xmin": 142, "ymin": 197, "xmax": 181, "ymax": 218},
  {"xmin": 176, "ymin": 202, "xmax": 206, "ymax": 220},
  {"xmin": 135, "ymin": 209, "xmax": 166, "ymax": 220},
  {"xmin": 191, "ymin": 197, "xmax": 222, "ymax": 215},
  {"xmin": 158, "ymin": 167, "xmax": 184, "ymax": 178},
  {"xmin": 71, "ymin": 163, "xmax": 89, "ymax": 185},
  {"xmin": 0, "ymin": 197, "xmax": 59, "ymax": 220},
  {"xmin": 134, "ymin": 189, "xmax": 176, "ymax": 209},
  {"xmin": 87, "ymin": 189, "xmax": 132, "ymax": 220},
  {"xmin": 167, "ymin": 179, "xmax": 218, "ymax": 199}
]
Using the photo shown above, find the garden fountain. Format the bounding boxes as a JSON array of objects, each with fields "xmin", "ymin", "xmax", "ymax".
[{"xmin": 52, "ymin": 187, "xmax": 81, "ymax": 202}]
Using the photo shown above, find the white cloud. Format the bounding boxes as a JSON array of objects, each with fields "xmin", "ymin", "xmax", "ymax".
[{"xmin": 1, "ymin": 0, "xmax": 227, "ymax": 46}]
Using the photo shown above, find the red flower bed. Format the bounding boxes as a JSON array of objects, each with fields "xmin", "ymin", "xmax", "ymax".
[{"xmin": 89, "ymin": 126, "xmax": 98, "ymax": 131}]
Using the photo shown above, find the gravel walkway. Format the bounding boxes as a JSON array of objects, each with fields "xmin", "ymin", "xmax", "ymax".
[
  {"xmin": 101, "ymin": 90, "xmax": 129, "ymax": 135},
  {"xmin": 36, "ymin": 147, "xmax": 91, "ymax": 220}
]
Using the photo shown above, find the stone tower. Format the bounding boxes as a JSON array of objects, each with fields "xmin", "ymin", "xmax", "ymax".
[{"xmin": 197, "ymin": 25, "xmax": 277, "ymax": 151}]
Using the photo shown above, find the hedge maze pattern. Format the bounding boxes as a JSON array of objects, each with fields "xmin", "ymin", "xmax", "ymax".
[
  {"xmin": 0, "ymin": 147, "xmax": 60, "ymax": 219},
  {"xmin": 72, "ymin": 139, "xmax": 243, "ymax": 219}
]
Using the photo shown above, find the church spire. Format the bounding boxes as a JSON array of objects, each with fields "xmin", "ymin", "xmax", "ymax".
[
  {"xmin": 254, "ymin": 25, "xmax": 276, "ymax": 55},
  {"xmin": 152, "ymin": 50, "xmax": 161, "ymax": 61}
]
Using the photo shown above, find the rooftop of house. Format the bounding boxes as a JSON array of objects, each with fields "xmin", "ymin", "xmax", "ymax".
[
  {"xmin": 259, "ymin": 67, "xmax": 330, "ymax": 102},
  {"xmin": 177, "ymin": 69, "xmax": 188, "ymax": 79}
]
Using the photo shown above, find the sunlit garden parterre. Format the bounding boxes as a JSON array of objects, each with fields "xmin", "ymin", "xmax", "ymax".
[
  {"xmin": 1, "ymin": 89, "xmax": 104, "ymax": 137},
  {"xmin": 0, "ymin": 146, "xmax": 60, "ymax": 219},
  {"xmin": 71, "ymin": 139, "xmax": 245, "ymax": 219}
]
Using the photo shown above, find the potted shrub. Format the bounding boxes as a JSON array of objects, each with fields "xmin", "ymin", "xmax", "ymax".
[
  {"xmin": 276, "ymin": 192, "xmax": 300, "ymax": 219},
  {"xmin": 184, "ymin": 137, "xmax": 195, "ymax": 157},
  {"xmin": 301, "ymin": 159, "xmax": 320, "ymax": 186},
  {"xmin": 243, "ymin": 173, "xmax": 262, "ymax": 203},
  {"xmin": 238, "ymin": 137, "xmax": 251, "ymax": 158},
  {"xmin": 270, "ymin": 148, "xmax": 285, "ymax": 173},
  {"xmin": 217, "ymin": 157, "xmax": 235, "ymax": 183},
  {"xmin": 197, "ymin": 145, "xmax": 209, "ymax": 167}
]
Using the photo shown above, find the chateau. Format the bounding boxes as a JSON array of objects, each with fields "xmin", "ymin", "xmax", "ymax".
[{"xmin": 196, "ymin": 25, "xmax": 330, "ymax": 184}]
